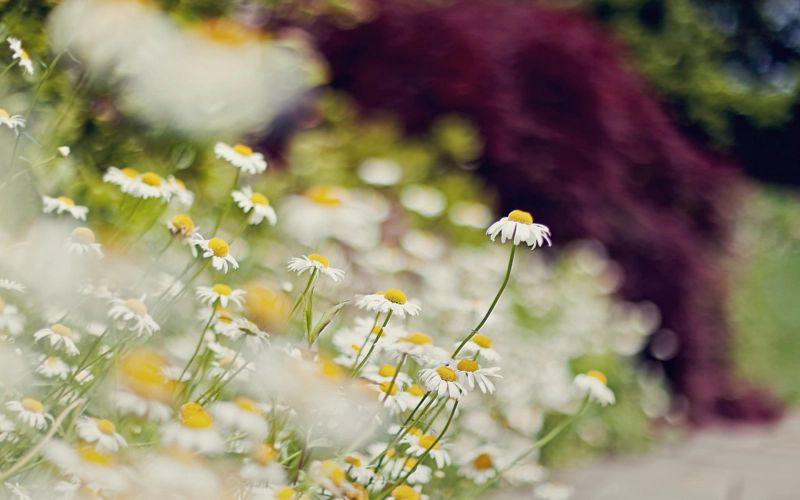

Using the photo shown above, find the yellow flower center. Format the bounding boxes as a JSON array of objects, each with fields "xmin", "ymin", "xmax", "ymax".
[
  {"xmin": 378, "ymin": 364, "xmax": 396, "ymax": 377},
  {"xmin": 253, "ymin": 443, "xmax": 278, "ymax": 465},
  {"xmin": 407, "ymin": 427, "xmax": 422, "ymax": 437},
  {"xmin": 216, "ymin": 307, "xmax": 234, "ymax": 323},
  {"xmin": 249, "ymin": 192, "xmax": 269, "ymax": 205},
  {"xmin": 507, "ymin": 209, "xmax": 533, "ymax": 224},
  {"xmin": 304, "ymin": 185, "xmax": 342, "ymax": 206},
  {"xmin": 212, "ymin": 283, "xmax": 232, "ymax": 296},
  {"xmin": 233, "ymin": 144, "xmax": 253, "ymax": 156},
  {"xmin": 234, "ymin": 396, "xmax": 261, "ymax": 413},
  {"xmin": 208, "ymin": 237, "xmax": 229, "ymax": 257},
  {"xmin": 456, "ymin": 359, "xmax": 479, "ymax": 372},
  {"xmin": 19, "ymin": 48, "xmax": 29, "ymax": 60},
  {"xmin": 402, "ymin": 332, "xmax": 432, "ymax": 345},
  {"xmin": 71, "ymin": 227, "xmax": 96, "ymax": 244},
  {"xmin": 21, "ymin": 398, "xmax": 44, "ymax": 413},
  {"xmin": 45, "ymin": 356, "xmax": 58, "ymax": 365},
  {"xmin": 121, "ymin": 167, "xmax": 139, "ymax": 178},
  {"xmin": 350, "ymin": 343, "xmax": 362, "ymax": 352},
  {"xmin": 117, "ymin": 350, "xmax": 175, "ymax": 402},
  {"xmin": 403, "ymin": 457, "xmax": 418, "ymax": 468},
  {"xmin": 319, "ymin": 460, "xmax": 345, "ymax": 485},
  {"xmin": 379, "ymin": 380, "xmax": 398, "ymax": 395},
  {"xmin": 418, "ymin": 434, "xmax": 439, "ymax": 449},
  {"xmin": 173, "ymin": 178, "xmax": 186, "ymax": 189},
  {"xmin": 51, "ymin": 323, "xmax": 72, "ymax": 338},
  {"xmin": 275, "ymin": 487, "xmax": 296, "ymax": 500},
  {"xmin": 390, "ymin": 485, "xmax": 420, "ymax": 500},
  {"xmin": 57, "ymin": 196, "xmax": 75, "ymax": 206},
  {"xmin": 372, "ymin": 325, "xmax": 384, "ymax": 336},
  {"xmin": 586, "ymin": 370, "xmax": 608, "ymax": 385},
  {"xmin": 0, "ymin": 109, "xmax": 8, "ymax": 119},
  {"xmin": 170, "ymin": 214, "xmax": 194, "ymax": 234},
  {"xmin": 472, "ymin": 452, "xmax": 494, "ymax": 470},
  {"xmin": 141, "ymin": 172, "xmax": 162, "ymax": 187},
  {"xmin": 385, "ymin": 447, "xmax": 396, "ymax": 458},
  {"xmin": 179, "ymin": 402, "xmax": 214, "ymax": 429},
  {"xmin": 96, "ymin": 419, "xmax": 116, "ymax": 434},
  {"xmin": 308, "ymin": 253, "xmax": 330, "ymax": 267},
  {"xmin": 319, "ymin": 357, "xmax": 344, "ymax": 380},
  {"xmin": 344, "ymin": 455, "xmax": 363, "ymax": 467},
  {"xmin": 406, "ymin": 384, "xmax": 425, "ymax": 397},
  {"xmin": 125, "ymin": 298, "xmax": 148, "ymax": 316},
  {"xmin": 382, "ymin": 288, "xmax": 407, "ymax": 304},
  {"xmin": 471, "ymin": 334, "xmax": 493, "ymax": 348},
  {"xmin": 435, "ymin": 366, "xmax": 457, "ymax": 382},
  {"xmin": 78, "ymin": 443, "xmax": 114, "ymax": 466}
]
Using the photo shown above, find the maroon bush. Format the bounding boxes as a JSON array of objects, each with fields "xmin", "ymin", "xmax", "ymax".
[{"xmin": 315, "ymin": 0, "xmax": 781, "ymax": 423}]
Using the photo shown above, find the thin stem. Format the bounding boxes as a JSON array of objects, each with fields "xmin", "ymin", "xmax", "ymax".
[
  {"xmin": 352, "ymin": 311, "xmax": 393, "ymax": 376},
  {"xmin": 289, "ymin": 270, "xmax": 317, "ymax": 319},
  {"xmin": 177, "ymin": 307, "xmax": 218, "ymax": 393},
  {"xmin": 382, "ymin": 354, "xmax": 407, "ymax": 403},
  {"xmin": 212, "ymin": 168, "xmax": 241, "ymax": 234},
  {"xmin": 349, "ymin": 312, "xmax": 381, "ymax": 372}
]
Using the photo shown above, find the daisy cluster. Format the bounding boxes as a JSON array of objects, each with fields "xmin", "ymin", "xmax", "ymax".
[{"xmin": 0, "ymin": 31, "xmax": 661, "ymax": 500}]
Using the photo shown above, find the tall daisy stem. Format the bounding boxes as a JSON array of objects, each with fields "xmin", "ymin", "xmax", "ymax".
[
  {"xmin": 289, "ymin": 269, "xmax": 317, "ymax": 319},
  {"xmin": 211, "ymin": 168, "xmax": 241, "ymax": 234},
  {"xmin": 352, "ymin": 310, "xmax": 393, "ymax": 376},
  {"xmin": 177, "ymin": 307, "xmax": 218, "ymax": 394}
]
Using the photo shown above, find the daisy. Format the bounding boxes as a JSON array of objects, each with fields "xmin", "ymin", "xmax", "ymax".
[
  {"xmin": 401, "ymin": 431, "xmax": 451, "ymax": 469},
  {"xmin": 240, "ymin": 443, "xmax": 286, "ymax": 484},
  {"xmin": 342, "ymin": 453, "xmax": 376, "ymax": 484},
  {"xmin": 42, "ymin": 195, "xmax": 89, "ymax": 220},
  {"xmin": 388, "ymin": 484, "xmax": 425, "ymax": 500},
  {"xmin": 214, "ymin": 142, "xmax": 267, "ymax": 175},
  {"xmin": 419, "ymin": 365, "xmax": 466, "ymax": 401},
  {"xmin": 386, "ymin": 457, "xmax": 432, "ymax": 485},
  {"xmin": 114, "ymin": 391, "xmax": 172, "ymax": 421},
  {"xmin": 232, "ymin": 186, "xmax": 277, "ymax": 226},
  {"xmin": 362, "ymin": 363, "xmax": 413, "ymax": 387},
  {"xmin": 167, "ymin": 176, "xmax": 194, "ymax": 206},
  {"xmin": 66, "ymin": 227, "xmax": 103, "ymax": 258},
  {"xmin": 355, "ymin": 288, "xmax": 421, "ymax": 317},
  {"xmin": 0, "ymin": 279, "xmax": 25, "ymax": 292},
  {"xmin": 573, "ymin": 370, "xmax": 615, "ymax": 406},
  {"xmin": 108, "ymin": 295, "xmax": 160, "ymax": 337},
  {"xmin": 309, "ymin": 460, "xmax": 355, "ymax": 498},
  {"xmin": 384, "ymin": 332, "xmax": 448, "ymax": 365},
  {"xmin": 210, "ymin": 397, "xmax": 268, "ymax": 439},
  {"xmin": 0, "ymin": 299, "xmax": 25, "ymax": 336},
  {"xmin": 287, "ymin": 254, "xmax": 345, "ymax": 282},
  {"xmin": 167, "ymin": 213, "xmax": 198, "ymax": 238},
  {"xmin": 486, "ymin": 209, "xmax": 551, "ymax": 249},
  {"xmin": 195, "ymin": 236, "xmax": 239, "ymax": 273},
  {"xmin": 0, "ymin": 109, "xmax": 25, "ymax": 134},
  {"xmin": 103, "ymin": 167, "xmax": 140, "ymax": 194},
  {"xmin": 453, "ymin": 358, "xmax": 502, "ymax": 394},
  {"xmin": 6, "ymin": 398, "xmax": 52, "ymax": 430},
  {"xmin": 76, "ymin": 417, "xmax": 127, "ymax": 452},
  {"xmin": 129, "ymin": 171, "xmax": 172, "ymax": 201},
  {"xmin": 207, "ymin": 342, "xmax": 251, "ymax": 382},
  {"xmin": 459, "ymin": 448, "xmax": 502, "ymax": 484},
  {"xmin": 36, "ymin": 355, "xmax": 71, "ymax": 379},
  {"xmin": 33, "ymin": 323, "xmax": 80, "ymax": 356},
  {"xmin": 196, "ymin": 283, "xmax": 246, "ymax": 308},
  {"xmin": 7, "ymin": 37, "xmax": 33, "ymax": 75},
  {"xmin": 43, "ymin": 440, "xmax": 129, "ymax": 493},
  {"xmin": 0, "ymin": 414, "xmax": 16, "ymax": 443},
  {"xmin": 237, "ymin": 318, "xmax": 271, "ymax": 351},
  {"xmin": 162, "ymin": 402, "xmax": 224, "ymax": 454},
  {"xmin": 457, "ymin": 333, "xmax": 502, "ymax": 362},
  {"xmin": 114, "ymin": 350, "xmax": 175, "ymax": 421},
  {"xmin": 371, "ymin": 379, "xmax": 413, "ymax": 414}
]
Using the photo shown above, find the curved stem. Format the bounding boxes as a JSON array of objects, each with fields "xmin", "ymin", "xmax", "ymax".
[{"xmin": 352, "ymin": 311, "xmax": 393, "ymax": 376}]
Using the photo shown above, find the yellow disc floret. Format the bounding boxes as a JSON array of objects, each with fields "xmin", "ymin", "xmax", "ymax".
[
  {"xmin": 344, "ymin": 455, "xmax": 363, "ymax": 467},
  {"xmin": 50, "ymin": 323, "xmax": 72, "ymax": 338},
  {"xmin": 234, "ymin": 396, "xmax": 261, "ymax": 414},
  {"xmin": 77, "ymin": 443, "xmax": 114, "ymax": 465},
  {"xmin": 125, "ymin": 298, "xmax": 148, "ymax": 316},
  {"xmin": 308, "ymin": 253, "xmax": 330, "ymax": 267},
  {"xmin": 390, "ymin": 484, "xmax": 420, "ymax": 500},
  {"xmin": 121, "ymin": 167, "xmax": 139, "ymax": 178},
  {"xmin": 378, "ymin": 364, "xmax": 397, "ymax": 377},
  {"xmin": 586, "ymin": 370, "xmax": 608, "ymax": 385},
  {"xmin": 179, "ymin": 402, "xmax": 214, "ymax": 428},
  {"xmin": 96, "ymin": 419, "xmax": 116, "ymax": 435},
  {"xmin": 305, "ymin": 185, "xmax": 343, "ymax": 206},
  {"xmin": 275, "ymin": 487, "xmax": 296, "ymax": 500},
  {"xmin": 141, "ymin": 172, "xmax": 162, "ymax": 187},
  {"xmin": 382, "ymin": 288, "xmax": 407, "ymax": 304},
  {"xmin": 472, "ymin": 452, "xmax": 494, "ymax": 470},
  {"xmin": 418, "ymin": 434, "xmax": 440, "ymax": 449},
  {"xmin": 471, "ymin": 334, "xmax": 492, "ymax": 348},
  {"xmin": 319, "ymin": 460, "xmax": 345, "ymax": 485},
  {"xmin": 71, "ymin": 227, "xmax": 96, "ymax": 244},
  {"xmin": 21, "ymin": 398, "xmax": 44, "ymax": 413},
  {"xmin": 233, "ymin": 144, "xmax": 253, "ymax": 156},
  {"xmin": 379, "ymin": 380, "xmax": 398, "ymax": 395},
  {"xmin": 170, "ymin": 214, "xmax": 194, "ymax": 234},
  {"xmin": 250, "ymin": 192, "xmax": 269, "ymax": 205},
  {"xmin": 435, "ymin": 366, "xmax": 457, "ymax": 382},
  {"xmin": 212, "ymin": 283, "xmax": 233, "ymax": 296},
  {"xmin": 253, "ymin": 443, "xmax": 278, "ymax": 465},
  {"xmin": 208, "ymin": 237, "xmax": 229, "ymax": 257},
  {"xmin": 406, "ymin": 384, "xmax": 425, "ymax": 397},
  {"xmin": 507, "ymin": 209, "xmax": 533, "ymax": 224},
  {"xmin": 456, "ymin": 359, "xmax": 479, "ymax": 372},
  {"xmin": 403, "ymin": 332, "xmax": 432, "ymax": 345},
  {"xmin": 57, "ymin": 196, "xmax": 75, "ymax": 206}
]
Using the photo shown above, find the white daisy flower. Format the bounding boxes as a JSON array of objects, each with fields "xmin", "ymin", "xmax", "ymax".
[
  {"xmin": 166, "ymin": 213, "xmax": 199, "ymax": 238},
  {"xmin": 0, "ymin": 108, "xmax": 25, "ymax": 134},
  {"xmin": 362, "ymin": 363, "xmax": 413, "ymax": 387},
  {"xmin": 386, "ymin": 457, "xmax": 432, "ymax": 485},
  {"xmin": 0, "ymin": 414, "xmax": 16, "ymax": 442},
  {"xmin": 240, "ymin": 443, "xmax": 286, "ymax": 484},
  {"xmin": 129, "ymin": 171, "xmax": 172, "ymax": 201},
  {"xmin": 42, "ymin": 195, "xmax": 89, "ymax": 220},
  {"xmin": 370, "ymin": 379, "xmax": 414, "ymax": 414},
  {"xmin": 419, "ymin": 365, "xmax": 466, "ymax": 401},
  {"xmin": 456, "ymin": 333, "xmax": 502, "ymax": 362},
  {"xmin": 114, "ymin": 391, "xmax": 172, "ymax": 421},
  {"xmin": 36, "ymin": 356, "xmax": 71, "ymax": 379},
  {"xmin": 0, "ymin": 299, "xmax": 25, "ymax": 336},
  {"xmin": 196, "ymin": 283, "xmax": 246, "ymax": 309},
  {"xmin": 207, "ymin": 342, "xmax": 251, "ymax": 382},
  {"xmin": 342, "ymin": 452, "xmax": 376, "ymax": 484},
  {"xmin": 76, "ymin": 417, "xmax": 127, "ymax": 452},
  {"xmin": 355, "ymin": 288, "xmax": 421, "ymax": 317},
  {"xmin": 453, "ymin": 358, "xmax": 502, "ymax": 395},
  {"xmin": 7, "ymin": 37, "xmax": 33, "ymax": 75},
  {"xmin": 214, "ymin": 142, "xmax": 267, "ymax": 175},
  {"xmin": 43, "ymin": 440, "xmax": 129, "ymax": 493},
  {"xmin": 534, "ymin": 482, "xmax": 574, "ymax": 500},
  {"xmin": 5, "ymin": 398, "xmax": 53, "ymax": 430},
  {"xmin": 459, "ymin": 448, "xmax": 503, "ymax": 484},
  {"xmin": 210, "ymin": 397, "xmax": 268, "ymax": 439},
  {"xmin": 401, "ymin": 431, "xmax": 451, "ymax": 469},
  {"xmin": 486, "ymin": 209, "xmax": 551, "ymax": 249},
  {"xmin": 573, "ymin": 370, "xmax": 615, "ymax": 406},
  {"xmin": 102, "ymin": 167, "xmax": 140, "ymax": 194},
  {"xmin": 0, "ymin": 279, "xmax": 25, "ymax": 292},
  {"xmin": 108, "ymin": 295, "xmax": 160, "ymax": 337},
  {"xmin": 287, "ymin": 254, "xmax": 345, "ymax": 282},
  {"xmin": 33, "ymin": 323, "xmax": 80, "ymax": 356},
  {"xmin": 162, "ymin": 403, "xmax": 224, "ymax": 454},
  {"xmin": 358, "ymin": 158, "xmax": 403, "ymax": 186},
  {"xmin": 195, "ymin": 236, "xmax": 239, "ymax": 273},
  {"xmin": 387, "ymin": 484, "xmax": 426, "ymax": 500},
  {"xmin": 384, "ymin": 332, "xmax": 449, "ymax": 365},
  {"xmin": 66, "ymin": 227, "xmax": 103, "ymax": 258},
  {"xmin": 309, "ymin": 460, "xmax": 355, "ymax": 497},
  {"xmin": 232, "ymin": 186, "xmax": 277, "ymax": 226},
  {"xmin": 166, "ymin": 176, "xmax": 194, "ymax": 206}
]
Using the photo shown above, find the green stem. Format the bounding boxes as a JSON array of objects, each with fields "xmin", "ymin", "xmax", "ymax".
[
  {"xmin": 289, "ymin": 270, "xmax": 318, "ymax": 319},
  {"xmin": 382, "ymin": 354, "xmax": 407, "ymax": 403},
  {"xmin": 211, "ymin": 168, "xmax": 241, "ymax": 234},
  {"xmin": 177, "ymin": 307, "xmax": 218, "ymax": 394},
  {"xmin": 352, "ymin": 311, "xmax": 393, "ymax": 376}
]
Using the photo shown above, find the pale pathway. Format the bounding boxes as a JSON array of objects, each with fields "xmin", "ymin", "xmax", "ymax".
[{"xmin": 494, "ymin": 414, "xmax": 800, "ymax": 500}]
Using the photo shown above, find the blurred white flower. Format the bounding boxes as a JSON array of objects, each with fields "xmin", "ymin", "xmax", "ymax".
[
  {"xmin": 287, "ymin": 254, "xmax": 345, "ymax": 282},
  {"xmin": 7, "ymin": 37, "xmax": 34, "ymax": 75},
  {"xmin": 0, "ymin": 108, "xmax": 25, "ymax": 134},
  {"xmin": 232, "ymin": 185, "xmax": 277, "ymax": 225},
  {"xmin": 573, "ymin": 371, "xmax": 615, "ymax": 406},
  {"xmin": 42, "ymin": 195, "xmax": 88, "ymax": 220}
]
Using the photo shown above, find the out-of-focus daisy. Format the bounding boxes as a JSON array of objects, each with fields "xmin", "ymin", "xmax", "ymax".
[
  {"xmin": 384, "ymin": 332, "xmax": 448, "ymax": 364},
  {"xmin": 457, "ymin": 333, "xmax": 501, "ymax": 362},
  {"xmin": 129, "ymin": 171, "xmax": 172, "ymax": 201},
  {"xmin": 0, "ymin": 414, "xmax": 16, "ymax": 443},
  {"xmin": 194, "ymin": 236, "xmax": 239, "ymax": 273},
  {"xmin": 0, "ymin": 109, "xmax": 25, "ymax": 134},
  {"xmin": 0, "ymin": 279, "xmax": 25, "ymax": 292},
  {"xmin": 419, "ymin": 365, "xmax": 466, "ymax": 401},
  {"xmin": 7, "ymin": 37, "xmax": 34, "ymax": 75},
  {"xmin": 358, "ymin": 158, "xmax": 403, "ymax": 186},
  {"xmin": 167, "ymin": 176, "xmax": 194, "ymax": 206},
  {"xmin": 386, "ymin": 457, "xmax": 432, "ymax": 485},
  {"xmin": 362, "ymin": 363, "xmax": 413, "ymax": 387},
  {"xmin": 388, "ymin": 484, "xmax": 424, "ymax": 500},
  {"xmin": 210, "ymin": 396, "xmax": 268, "ymax": 439},
  {"xmin": 114, "ymin": 350, "xmax": 175, "ymax": 421},
  {"xmin": 370, "ymin": 379, "xmax": 413, "ymax": 414},
  {"xmin": 400, "ymin": 185, "xmax": 446, "ymax": 218},
  {"xmin": 36, "ymin": 355, "xmax": 71, "ymax": 379},
  {"xmin": 162, "ymin": 402, "xmax": 224, "ymax": 454},
  {"xmin": 208, "ymin": 342, "xmax": 251, "ymax": 382},
  {"xmin": 342, "ymin": 452, "xmax": 375, "ymax": 484},
  {"xmin": 0, "ymin": 298, "xmax": 25, "ymax": 336},
  {"xmin": 573, "ymin": 370, "xmax": 615, "ymax": 406},
  {"xmin": 214, "ymin": 142, "xmax": 267, "ymax": 175},
  {"xmin": 232, "ymin": 186, "xmax": 277, "ymax": 226},
  {"xmin": 459, "ymin": 448, "xmax": 502, "ymax": 484},
  {"xmin": 76, "ymin": 417, "xmax": 127, "ymax": 452},
  {"xmin": 534, "ymin": 482, "xmax": 574, "ymax": 500},
  {"xmin": 240, "ymin": 443, "xmax": 286, "ymax": 483},
  {"xmin": 402, "ymin": 431, "xmax": 451, "ymax": 469},
  {"xmin": 355, "ymin": 288, "xmax": 421, "ymax": 318},
  {"xmin": 287, "ymin": 254, "xmax": 344, "ymax": 282},
  {"xmin": 309, "ymin": 459, "xmax": 355, "ymax": 497},
  {"xmin": 5, "ymin": 398, "xmax": 52, "ymax": 430},
  {"xmin": 486, "ymin": 209, "xmax": 551, "ymax": 249},
  {"xmin": 108, "ymin": 295, "xmax": 160, "ymax": 337},
  {"xmin": 167, "ymin": 213, "xmax": 198, "ymax": 238},
  {"xmin": 43, "ymin": 440, "xmax": 129, "ymax": 493},
  {"xmin": 42, "ymin": 195, "xmax": 89, "ymax": 220},
  {"xmin": 66, "ymin": 227, "xmax": 103, "ymax": 258},
  {"xmin": 454, "ymin": 358, "xmax": 502, "ymax": 394},
  {"xmin": 196, "ymin": 283, "xmax": 246, "ymax": 308},
  {"xmin": 103, "ymin": 167, "xmax": 140, "ymax": 194},
  {"xmin": 34, "ymin": 323, "xmax": 80, "ymax": 356}
]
